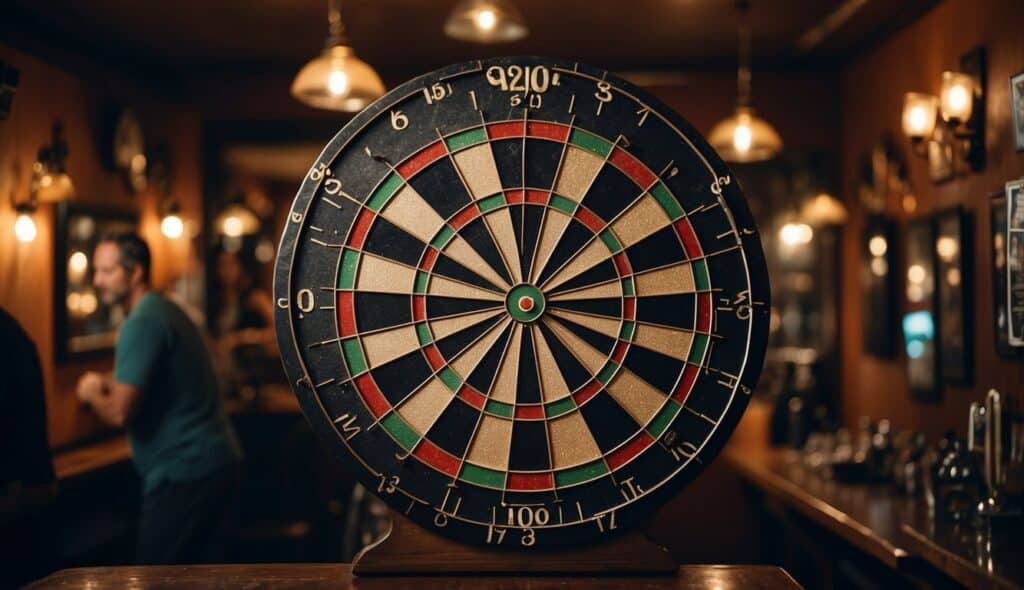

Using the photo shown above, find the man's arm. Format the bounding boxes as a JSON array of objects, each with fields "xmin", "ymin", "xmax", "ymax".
[{"xmin": 78, "ymin": 373, "xmax": 142, "ymax": 428}]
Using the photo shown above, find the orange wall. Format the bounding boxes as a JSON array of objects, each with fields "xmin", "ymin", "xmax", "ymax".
[
  {"xmin": 0, "ymin": 43, "xmax": 204, "ymax": 448},
  {"xmin": 839, "ymin": 0, "xmax": 1024, "ymax": 439}
]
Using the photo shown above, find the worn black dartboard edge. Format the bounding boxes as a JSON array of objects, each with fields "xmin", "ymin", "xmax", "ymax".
[{"xmin": 274, "ymin": 56, "xmax": 771, "ymax": 550}]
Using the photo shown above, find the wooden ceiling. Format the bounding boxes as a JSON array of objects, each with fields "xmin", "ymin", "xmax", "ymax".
[{"xmin": 6, "ymin": 0, "xmax": 936, "ymax": 83}]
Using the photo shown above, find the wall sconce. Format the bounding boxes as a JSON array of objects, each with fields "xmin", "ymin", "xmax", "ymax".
[
  {"xmin": 901, "ymin": 48, "xmax": 986, "ymax": 173},
  {"xmin": 32, "ymin": 121, "xmax": 75, "ymax": 203}
]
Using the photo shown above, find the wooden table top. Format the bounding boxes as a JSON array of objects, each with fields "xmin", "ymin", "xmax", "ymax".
[{"xmin": 26, "ymin": 564, "xmax": 802, "ymax": 589}]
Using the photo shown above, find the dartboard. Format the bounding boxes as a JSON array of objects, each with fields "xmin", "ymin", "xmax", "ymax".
[{"xmin": 274, "ymin": 56, "xmax": 770, "ymax": 549}]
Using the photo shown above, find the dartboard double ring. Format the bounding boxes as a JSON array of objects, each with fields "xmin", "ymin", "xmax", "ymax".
[{"xmin": 275, "ymin": 56, "xmax": 770, "ymax": 548}]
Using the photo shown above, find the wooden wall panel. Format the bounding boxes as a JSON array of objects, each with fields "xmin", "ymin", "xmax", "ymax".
[
  {"xmin": 838, "ymin": 0, "xmax": 1024, "ymax": 438},
  {"xmin": 0, "ymin": 43, "xmax": 204, "ymax": 448}
]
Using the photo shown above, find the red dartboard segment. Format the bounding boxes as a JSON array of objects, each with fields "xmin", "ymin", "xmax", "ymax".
[
  {"xmin": 623, "ymin": 297, "xmax": 636, "ymax": 320},
  {"xmin": 572, "ymin": 380, "xmax": 603, "ymax": 405},
  {"xmin": 574, "ymin": 207, "xmax": 604, "ymax": 233},
  {"xmin": 419, "ymin": 248, "xmax": 440, "ymax": 272},
  {"xmin": 412, "ymin": 295, "xmax": 428, "ymax": 321},
  {"xmin": 514, "ymin": 405, "xmax": 545, "ymax": 420},
  {"xmin": 423, "ymin": 344, "xmax": 446, "ymax": 371},
  {"xmin": 526, "ymin": 121, "xmax": 569, "ymax": 142},
  {"xmin": 673, "ymin": 218, "xmax": 703, "ymax": 258},
  {"xmin": 397, "ymin": 140, "xmax": 448, "ymax": 179},
  {"xmin": 448, "ymin": 203, "xmax": 480, "ymax": 230},
  {"xmin": 696, "ymin": 293, "xmax": 713, "ymax": 332},
  {"xmin": 507, "ymin": 471, "xmax": 555, "ymax": 492},
  {"xmin": 348, "ymin": 209, "xmax": 375, "ymax": 249},
  {"xmin": 672, "ymin": 364, "xmax": 702, "ymax": 404},
  {"xmin": 487, "ymin": 120, "xmax": 525, "ymax": 140},
  {"xmin": 525, "ymin": 189, "xmax": 549, "ymax": 204},
  {"xmin": 457, "ymin": 385, "xmax": 487, "ymax": 409},
  {"xmin": 606, "ymin": 431, "xmax": 656, "ymax": 471},
  {"xmin": 504, "ymin": 189, "xmax": 525, "ymax": 204},
  {"xmin": 413, "ymin": 439, "xmax": 462, "ymax": 477},
  {"xmin": 354, "ymin": 373, "xmax": 391, "ymax": 419},
  {"xmin": 337, "ymin": 292, "xmax": 357, "ymax": 336},
  {"xmin": 613, "ymin": 252, "xmax": 632, "ymax": 276},
  {"xmin": 609, "ymin": 147, "xmax": 657, "ymax": 188}
]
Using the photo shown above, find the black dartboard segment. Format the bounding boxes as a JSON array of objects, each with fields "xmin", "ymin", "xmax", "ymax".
[{"xmin": 274, "ymin": 56, "xmax": 770, "ymax": 549}]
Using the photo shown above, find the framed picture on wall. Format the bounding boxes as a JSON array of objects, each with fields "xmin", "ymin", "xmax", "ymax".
[
  {"xmin": 54, "ymin": 203, "xmax": 139, "ymax": 361},
  {"xmin": 905, "ymin": 217, "xmax": 939, "ymax": 400},
  {"xmin": 1011, "ymin": 71, "xmax": 1024, "ymax": 152},
  {"xmin": 1008, "ymin": 178, "xmax": 1024, "ymax": 346},
  {"xmin": 990, "ymin": 191, "xmax": 1022, "ymax": 356},
  {"xmin": 934, "ymin": 207, "xmax": 972, "ymax": 383},
  {"xmin": 862, "ymin": 215, "xmax": 897, "ymax": 357}
]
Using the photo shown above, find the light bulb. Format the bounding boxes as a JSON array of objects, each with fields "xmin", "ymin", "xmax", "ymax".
[
  {"xmin": 15, "ymin": 212, "xmax": 37, "ymax": 243},
  {"xmin": 901, "ymin": 93, "xmax": 938, "ymax": 140},
  {"xmin": 327, "ymin": 69, "xmax": 349, "ymax": 96},
  {"xmin": 733, "ymin": 123, "xmax": 752, "ymax": 153},
  {"xmin": 907, "ymin": 264, "xmax": 926, "ymax": 284},
  {"xmin": 935, "ymin": 236, "xmax": 958, "ymax": 261},
  {"xmin": 68, "ymin": 251, "xmax": 89, "ymax": 279},
  {"xmin": 909, "ymin": 106, "xmax": 930, "ymax": 131},
  {"xmin": 868, "ymin": 235, "xmax": 888, "ymax": 257},
  {"xmin": 779, "ymin": 222, "xmax": 813, "ymax": 246},
  {"xmin": 476, "ymin": 8, "xmax": 497, "ymax": 30},
  {"xmin": 223, "ymin": 216, "xmax": 244, "ymax": 238},
  {"xmin": 940, "ymin": 71, "xmax": 974, "ymax": 122},
  {"xmin": 161, "ymin": 214, "xmax": 184, "ymax": 239}
]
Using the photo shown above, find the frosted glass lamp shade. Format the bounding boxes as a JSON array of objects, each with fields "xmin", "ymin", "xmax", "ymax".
[{"xmin": 291, "ymin": 45, "xmax": 385, "ymax": 113}]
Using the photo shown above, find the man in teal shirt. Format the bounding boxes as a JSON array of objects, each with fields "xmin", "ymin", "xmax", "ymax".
[{"xmin": 77, "ymin": 233, "xmax": 242, "ymax": 564}]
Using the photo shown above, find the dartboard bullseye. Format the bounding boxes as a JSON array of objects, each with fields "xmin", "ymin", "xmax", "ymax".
[{"xmin": 274, "ymin": 56, "xmax": 770, "ymax": 549}]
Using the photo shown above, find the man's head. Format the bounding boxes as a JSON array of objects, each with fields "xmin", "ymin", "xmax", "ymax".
[{"xmin": 93, "ymin": 232, "xmax": 151, "ymax": 306}]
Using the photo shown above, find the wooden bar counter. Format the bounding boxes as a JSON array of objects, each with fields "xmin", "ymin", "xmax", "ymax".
[
  {"xmin": 723, "ymin": 437, "xmax": 1024, "ymax": 589},
  {"xmin": 26, "ymin": 564, "xmax": 803, "ymax": 589}
]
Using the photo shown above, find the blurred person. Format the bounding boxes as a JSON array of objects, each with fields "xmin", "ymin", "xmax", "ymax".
[
  {"xmin": 76, "ymin": 233, "xmax": 242, "ymax": 564},
  {"xmin": 0, "ymin": 306, "xmax": 57, "ymax": 586},
  {"xmin": 210, "ymin": 249, "xmax": 277, "ymax": 396}
]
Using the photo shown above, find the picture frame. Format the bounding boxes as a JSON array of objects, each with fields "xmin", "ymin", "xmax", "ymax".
[
  {"xmin": 990, "ymin": 190, "xmax": 1020, "ymax": 357},
  {"xmin": 1011, "ymin": 70, "xmax": 1024, "ymax": 152},
  {"xmin": 1008, "ymin": 178, "xmax": 1024, "ymax": 346},
  {"xmin": 934, "ymin": 206, "xmax": 972, "ymax": 384},
  {"xmin": 862, "ymin": 214, "xmax": 897, "ymax": 357},
  {"xmin": 904, "ymin": 217, "xmax": 939, "ymax": 401},
  {"xmin": 54, "ymin": 202, "xmax": 139, "ymax": 361}
]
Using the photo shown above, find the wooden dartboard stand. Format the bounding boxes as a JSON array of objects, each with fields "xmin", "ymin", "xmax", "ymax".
[{"xmin": 353, "ymin": 509, "xmax": 676, "ymax": 576}]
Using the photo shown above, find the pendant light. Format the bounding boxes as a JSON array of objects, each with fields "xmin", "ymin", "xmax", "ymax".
[
  {"xmin": 214, "ymin": 202, "xmax": 261, "ymax": 238},
  {"xmin": 708, "ymin": 0, "xmax": 783, "ymax": 163},
  {"xmin": 291, "ymin": 0, "xmax": 385, "ymax": 113},
  {"xmin": 444, "ymin": 0, "xmax": 528, "ymax": 43}
]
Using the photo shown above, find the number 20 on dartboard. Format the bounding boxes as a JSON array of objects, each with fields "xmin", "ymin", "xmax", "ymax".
[{"xmin": 486, "ymin": 64, "xmax": 560, "ymax": 109}]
